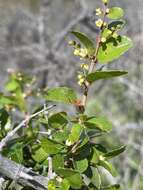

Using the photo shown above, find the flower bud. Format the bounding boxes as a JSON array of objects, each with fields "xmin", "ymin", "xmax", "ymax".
[
  {"xmin": 68, "ymin": 40, "xmax": 76, "ymax": 46},
  {"xmin": 102, "ymin": 0, "xmax": 109, "ymax": 4},
  {"xmin": 79, "ymin": 48, "xmax": 88, "ymax": 58},
  {"xmin": 95, "ymin": 8, "xmax": 102, "ymax": 16},
  {"xmin": 78, "ymin": 78, "xmax": 85, "ymax": 86},
  {"xmin": 77, "ymin": 74, "xmax": 83, "ymax": 79},
  {"xmin": 106, "ymin": 8, "xmax": 110, "ymax": 14},
  {"xmin": 81, "ymin": 63, "xmax": 89, "ymax": 70}
]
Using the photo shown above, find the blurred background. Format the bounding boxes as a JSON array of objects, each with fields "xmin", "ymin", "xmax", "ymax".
[{"xmin": 0, "ymin": 0, "xmax": 142, "ymax": 189}]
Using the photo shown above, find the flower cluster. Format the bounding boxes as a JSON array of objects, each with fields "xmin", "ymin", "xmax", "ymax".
[{"xmin": 68, "ymin": 40, "xmax": 88, "ymax": 59}]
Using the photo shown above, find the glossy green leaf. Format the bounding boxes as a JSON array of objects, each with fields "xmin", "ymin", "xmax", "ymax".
[
  {"xmin": 41, "ymin": 138, "xmax": 64, "ymax": 155},
  {"xmin": 99, "ymin": 160, "xmax": 117, "ymax": 177},
  {"xmin": 85, "ymin": 117, "xmax": 112, "ymax": 132},
  {"xmin": 66, "ymin": 173, "xmax": 83, "ymax": 189},
  {"xmin": 86, "ymin": 70, "xmax": 127, "ymax": 83},
  {"xmin": 107, "ymin": 7, "xmax": 124, "ymax": 19},
  {"xmin": 53, "ymin": 154, "xmax": 64, "ymax": 172},
  {"xmin": 104, "ymin": 146, "xmax": 126, "ymax": 159},
  {"xmin": 75, "ymin": 159, "xmax": 88, "ymax": 173},
  {"xmin": 32, "ymin": 147, "xmax": 48, "ymax": 163},
  {"xmin": 56, "ymin": 168, "xmax": 79, "ymax": 177},
  {"xmin": 48, "ymin": 112, "xmax": 68, "ymax": 129},
  {"xmin": 90, "ymin": 148, "xmax": 100, "ymax": 164},
  {"xmin": 74, "ymin": 143, "xmax": 91, "ymax": 160},
  {"xmin": 71, "ymin": 31, "xmax": 95, "ymax": 55},
  {"xmin": 53, "ymin": 129, "xmax": 69, "ymax": 143},
  {"xmin": 98, "ymin": 36, "xmax": 133, "ymax": 63},
  {"xmin": 58, "ymin": 179, "xmax": 70, "ymax": 190},
  {"xmin": 68, "ymin": 124, "xmax": 83, "ymax": 145},
  {"xmin": 108, "ymin": 20, "xmax": 125, "ymax": 31},
  {"xmin": 45, "ymin": 87, "xmax": 77, "ymax": 104},
  {"xmin": 91, "ymin": 167, "xmax": 101, "ymax": 189}
]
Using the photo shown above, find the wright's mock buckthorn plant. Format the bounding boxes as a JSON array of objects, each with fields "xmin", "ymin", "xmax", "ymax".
[{"xmin": 0, "ymin": 0, "xmax": 133, "ymax": 190}]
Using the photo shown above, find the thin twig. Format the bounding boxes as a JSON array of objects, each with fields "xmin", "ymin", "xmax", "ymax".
[
  {"xmin": 82, "ymin": 2, "xmax": 108, "ymax": 107},
  {"xmin": 0, "ymin": 105, "xmax": 56, "ymax": 152}
]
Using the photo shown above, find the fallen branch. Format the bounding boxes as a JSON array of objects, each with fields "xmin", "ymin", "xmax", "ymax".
[
  {"xmin": 0, "ymin": 105, "xmax": 56, "ymax": 152},
  {"xmin": 0, "ymin": 154, "xmax": 48, "ymax": 190}
]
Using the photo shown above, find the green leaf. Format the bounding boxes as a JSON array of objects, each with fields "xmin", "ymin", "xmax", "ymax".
[
  {"xmin": 91, "ymin": 167, "xmax": 101, "ymax": 189},
  {"xmin": 48, "ymin": 180, "xmax": 57, "ymax": 190},
  {"xmin": 32, "ymin": 147, "xmax": 48, "ymax": 163},
  {"xmin": 90, "ymin": 148, "xmax": 100, "ymax": 164},
  {"xmin": 98, "ymin": 36, "xmax": 133, "ymax": 63},
  {"xmin": 68, "ymin": 124, "xmax": 83, "ymax": 145},
  {"xmin": 7, "ymin": 143, "xmax": 23, "ymax": 163},
  {"xmin": 48, "ymin": 112, "xmax": 68, "ymax": 129},
  {"xmin": 86, "ymin": 70, "xmax": 128, "ymax": 83},
  {"xmin": 0, "ymin": 94, "xmax": 16, "ymax": 106},
  {"xmin": 5, "ymin": 80, "xmax": 19, "ymax": 92},
  {"xmin": 71, "ymin": 31, "xmax": 95, "ymax": 55},
  {"xmin": 74, "ymin": 143, "xmax": 91, "ymax": 160},
  {"xmin": 98, "ymin": 160, "xmax": 117, "ymax": 177},
  {"xmin": 41, "ymin": 138, "xmax": 64, "ymax": 155},
  {"xmin": 53, "ymin": 154, "xmax": 64, "ymax": 172},
  {"xmin": 75, "ymin": 159, "xmax": 88, "ymax": 173},
  {"xmin": 56, "ymin": 168, "xmax": 79, "ymax": 177},
  {"xmin": 53, "ymin": 129, "xmax": 69, "ymax": 143},
  {"xmin": 0, "ymin": 108, "xmax": 9, "ymax": 128},
  {"xmin": 45, "ymin": 87, "xmax": 77, "ymax": 104},
  {"xmin": 104, "ymin": 145, "xmax": 126, "ymax": 159},
  {"xmin": 85, "ymin": 117, "xmax": 112, "ymax": 132},
  {"xmin": 107, "ymin": 7, "xmax": 124, "ymax": 19},
  {"xmin": 58, "ymin": 179, "xmax": 70, "ymax": 190},
  {"xmin": 108, "ymin": 20, "xmax": 125, "ymax": 31},
  {"xmin": 66, "ymin": 173, "xmax": 83, "ymax": 189}
]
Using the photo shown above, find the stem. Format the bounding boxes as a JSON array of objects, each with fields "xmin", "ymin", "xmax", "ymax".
[{"xmin": 82, "ymin": 3, "xmax": 108, "ymax": 108}]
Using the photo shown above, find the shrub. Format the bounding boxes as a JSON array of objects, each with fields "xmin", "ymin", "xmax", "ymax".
[{"xmin": 0, "ymin": 0, "xmax": 133, "ymax": 189}]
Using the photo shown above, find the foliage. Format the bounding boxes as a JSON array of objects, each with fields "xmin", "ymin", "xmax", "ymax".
[{"xmin": 0, "ymin": 0, "xmax": 132, "ymax": 189}]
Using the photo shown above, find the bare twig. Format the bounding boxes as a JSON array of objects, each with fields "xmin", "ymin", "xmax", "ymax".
[
  {"xmin": 0, "ymin": 105, "xmax": 56, "ymax": 152},
  {"xmin": 0, "ymin": 154, "xmax": 48, "ymax": 190}
]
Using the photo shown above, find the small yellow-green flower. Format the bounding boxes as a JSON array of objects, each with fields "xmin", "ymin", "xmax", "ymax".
[
  {"xmin": 74, "ymin": 49, "xmax": 80, "ymax": 56},
  {"xmin": 95, "ymin": 8, "xmax": 102, "ymax": 16},
  {"xmin": 78, "ymin": 78, "xmax": 85, "ymax": 86},
  {"xmin": 79, "ymin": 48, "xmax": 88, "ymax": 58},
  {"xmin": 80, "ymin": 63, "xmax": 89, "ymax": 70},
  {"xmin": 77, "ymin": 74, "xmax": 83, "ymax": 79},
  {"xmin": 103, "ymin": 22, "xmax": 107, "ymax": 27},
  {"xmin": 101, "ymin": 37, "xmax": 106, "ymax": 43},
  {"xmin": 106, "ymin": 8, "xmax": 110, "ymax": 14},
  {"xmin": 95, "ymin": 19, "xmax": 103, "ymax": 28},
  {"xmin": 77, "ymin": 75, "xmax": 85, "ymax": 86}
]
